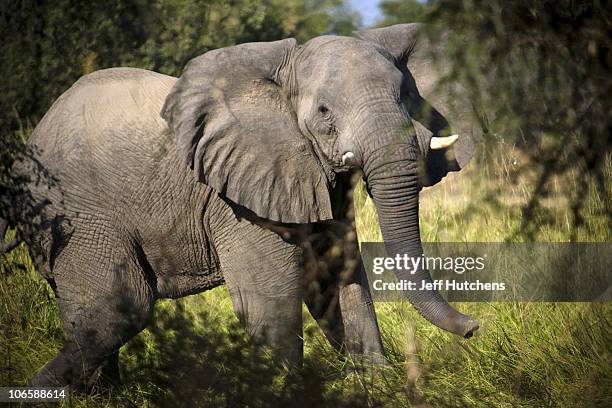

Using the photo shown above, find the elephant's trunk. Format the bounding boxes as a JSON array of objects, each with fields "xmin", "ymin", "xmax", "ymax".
[{"xmin": 364, "ymin": 140, "xmax": 479, "ymax": 338}]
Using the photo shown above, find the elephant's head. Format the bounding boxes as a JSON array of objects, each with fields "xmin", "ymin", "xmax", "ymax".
[{"xmin": 161, "ymin": 23, "xmax": 479, "ymax": 338}]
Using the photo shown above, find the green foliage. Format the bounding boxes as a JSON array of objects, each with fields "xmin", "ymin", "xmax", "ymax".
[
  {"xmin": 418, "ymin": 0, "xmax": 611, "ymax": 240},
  {"xmin": 377, "ymin": 0, "xmax": 432, "ymax": 25},
  {"xmin": 0, "ymin": 0, "xmax": 358, "ymax": 149}
]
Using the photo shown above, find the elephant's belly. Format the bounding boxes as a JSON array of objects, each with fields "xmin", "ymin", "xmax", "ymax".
[{"xmin": 141, "ymin": 210, "xmax": 224, "ymax": 299}]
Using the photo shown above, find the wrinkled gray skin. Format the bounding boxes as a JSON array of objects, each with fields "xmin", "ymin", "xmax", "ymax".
[{"xmin": 9, "ymin": 24, "xmax": 479, "ymax": 390}]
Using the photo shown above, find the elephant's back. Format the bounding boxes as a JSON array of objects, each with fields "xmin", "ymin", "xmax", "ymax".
[
  {"xmin": 29, "ymin": 67, "xmax": 177, "ymax": 175},
  {"xmin": 24, "ymin": 68, "xmax": 179, "ymax": 204}
]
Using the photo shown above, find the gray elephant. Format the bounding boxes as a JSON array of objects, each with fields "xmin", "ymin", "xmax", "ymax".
[{"xmin": 2, "ymin": 23, "xmax": 479, "ymax": 389}]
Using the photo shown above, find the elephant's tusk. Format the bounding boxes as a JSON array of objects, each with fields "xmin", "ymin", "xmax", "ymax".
[
  {"xmin": 342, "ymin": 151, "xmax": 356, "ymax": 166},
  {"xmin": 430, "ymin": 134, "xmax": 459, "ymax": 150}
]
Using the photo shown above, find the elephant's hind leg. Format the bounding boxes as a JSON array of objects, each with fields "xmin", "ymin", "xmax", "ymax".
[{"xmin": 29, "ymin": 234, "xmax": 155, "ymax": 390}]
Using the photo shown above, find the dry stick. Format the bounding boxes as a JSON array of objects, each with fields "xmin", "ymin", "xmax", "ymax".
[{"xmin": 405, "ymin": 325, "xmax": 428, "ymax": 407}]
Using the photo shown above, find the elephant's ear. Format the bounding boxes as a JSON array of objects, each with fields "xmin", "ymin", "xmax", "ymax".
[
  {"xmin": 356, "ymin": 23, "xmax": 478, "ymax": 187},
  {"xmin": 161, "ymin": 39, "xmax": 333, "ymax": 223}
]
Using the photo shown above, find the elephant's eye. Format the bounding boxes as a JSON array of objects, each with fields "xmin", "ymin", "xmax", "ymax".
[{"xmin": 318, "ymin": 105, "xmax": 329, "ymax": 114}]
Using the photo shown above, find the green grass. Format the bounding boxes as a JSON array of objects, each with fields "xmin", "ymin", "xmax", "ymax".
[{"xmin": 1, "ymin": 141, "xmax": 611, "ymax": 407}]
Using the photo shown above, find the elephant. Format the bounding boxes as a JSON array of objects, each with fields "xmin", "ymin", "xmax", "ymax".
[{"xmin": 2, "ymin": 23, "xmax": 479, "ymax": 390}]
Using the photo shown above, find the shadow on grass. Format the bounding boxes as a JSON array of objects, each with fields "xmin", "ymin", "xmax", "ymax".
[
  {"xmin": 118, "ymin": 299, "xmax": 375, "ymax": 408},
  {"xmin": 0, "ymin": 262, "xmax": 398, "ymax": 407}
]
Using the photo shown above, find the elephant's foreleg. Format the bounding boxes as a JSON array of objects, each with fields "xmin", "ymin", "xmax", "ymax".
[
  {"xmin": 209, "ymin": 204, "xmax": 304, "ymax": 366},
  {"xmin": 338, "ymin": 258, "xmax": 385, "ymax": 364}
]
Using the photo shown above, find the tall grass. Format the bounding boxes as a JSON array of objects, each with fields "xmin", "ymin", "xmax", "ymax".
[{"xmin": 1, "ymin": 140, "xmax": 610, "ymax": 407}]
